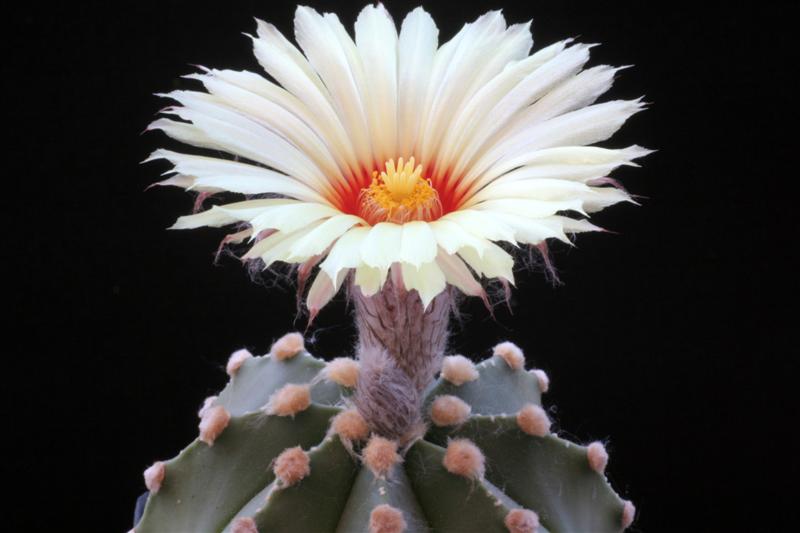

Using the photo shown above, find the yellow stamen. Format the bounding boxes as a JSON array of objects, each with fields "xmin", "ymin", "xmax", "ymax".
[{"xmin": 359, "ymin": 158, "xmax": 441, "ymax": 224}]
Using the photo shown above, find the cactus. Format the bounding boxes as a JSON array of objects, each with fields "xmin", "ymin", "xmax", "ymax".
[
  {"xmin": 136, "ymin": 3, "xmax": 647, "ymax": 530},
  {"xmin": 133, "ymin": 334, "xmax": 634, "ymax": 533}
]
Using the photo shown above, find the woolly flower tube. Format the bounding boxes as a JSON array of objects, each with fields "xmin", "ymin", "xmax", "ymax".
[{"xmin": 146, "ymin": 4, "xmax": 648, "ymax": 320}]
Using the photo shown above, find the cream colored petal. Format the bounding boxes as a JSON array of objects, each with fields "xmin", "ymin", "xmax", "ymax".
[
  {"xmin": 440, "ymin": 210, "xmax": 517, "ymax": 245},
  {"xmin": 251, "ymin": 20, "xmax": 360, "ymax": 173},
  {"xmin": 465, "ymin": 178, "xmax": 594, "ymax": 206},
  {"xmin": 319, "ymin": 226, "xmax": 370, "ymax": 290},
  {"xmin": 361, "ymin": 222, "xmax": 404, "ymax": 269},
  {"xmin": 306, "ymin": 271, "xmax": 339, "ymax": 318},
  {"xmin": 355, "ymin": 3, "xmax": 398, "ymax": 163},
  {"xmin": 419, "ymin": 11, "xmax": 510, "ymax": 165},
  {"xmin": 354, "ymin": 264, "xmax": 389, "ymax": 296},
  {"xmin": 160, "ymin": 91, "xmax": 334, "ymax": 196},
  {"xmin": 400, "ymin": 221, "xmax": 438, "ymax": 268},
  {"xmin": 247, "ymin": 203, "xmax": 341, "ymax": 236},
  {"xmin": 294, "ymin": 7, "xmax": 372, "ymax": 167},
  {"xmin": 486, "ymin": 212, "xmax": 571, "ymax": 245},
  {"xmin": 397, "ymin": 7, "xmax": 438, "ymax": 158},
  {"xmin": 517, "ymin": 64, "xmax": 620, "ymax": 125},
  {"xmin": 429, "ymin": 219, "xmax": 490, "ymax": 257},
  {"xmin": 400, "ymin": 261, "xmax": 447, "ymax": 309},
  {"xmin": 443, "ymin": 42, "xmax": 590, "ymax": 185},
  {"xmin": 287, "ymin": 214, "xmax": 364, "ymax": 261},
  {"xmin": 436, "ymin": 250, "xmax": 485, "ymax": 297},
  {"xmin": 171, "ymin": 199, "xmax": 292, "ymax": 230},
  {"xmin": 583, "ymin": 186, "xmax": 637, "ymax": 213},
  {"xmin": 241, "ymin": 227, "xmax": 310, "ymax": 263},
  {"xmin": 466, "ymin": 99, "xmax": 645, "ymax": 187},
  {"xmin": 147, "ymin": 118, "xmax": 218, "ymax": 151},
  {"xmin": 471, "ymin": 198, "xmax": 587, "ymax": 218},
  {"xmin": 146, "ymin": 149, "xmax": 327, "ymax": 203},
  {"xmin": 186, "ymin": 72, "xmax": 346, "ymax": 189},
  {"xmin": 457, "ymin": 242, "xmax": 515, "ymax": 284}
]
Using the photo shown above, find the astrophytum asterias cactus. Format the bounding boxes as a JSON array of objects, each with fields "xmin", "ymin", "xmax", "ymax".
[
  {"xmin": 133, "ymin": 334, "xmax": 634, "ymax": 532},
  {"xmin": 137, "ymin": 3, "xmax": 647, "ymax": 531}
]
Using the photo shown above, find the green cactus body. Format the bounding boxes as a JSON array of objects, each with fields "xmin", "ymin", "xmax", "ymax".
[{"xmin": 135, "ymin": 339, "xmax": 632, "ymax": 533}]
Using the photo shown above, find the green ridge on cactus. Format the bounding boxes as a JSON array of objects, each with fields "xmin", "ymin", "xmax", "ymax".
[
  {"xmin": 135, "ymin": 346, "xmax": 630, "ymax": 533},
  {"xmin": 424, "ymin": 354, "xmax": 543, "ymax": 415}
]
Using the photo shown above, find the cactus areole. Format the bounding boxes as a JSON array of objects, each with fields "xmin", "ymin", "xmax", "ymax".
[{"xmin": 138, "ymin": 4, "xmax": 648, "ymax": 532}]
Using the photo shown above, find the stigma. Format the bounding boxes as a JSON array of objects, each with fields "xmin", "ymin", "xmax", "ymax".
[{"xmin": 358, "ymin": 158, "xmax": 442, "ymax": 224}]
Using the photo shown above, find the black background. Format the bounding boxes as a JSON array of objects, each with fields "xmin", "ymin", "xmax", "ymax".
[{"xmin": 7, "ymin": 1, "xmax": 795, "ymax": 531}]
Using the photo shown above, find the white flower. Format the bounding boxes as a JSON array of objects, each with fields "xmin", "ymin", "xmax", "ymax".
[{"xmin": 146, "ymin": 5, "xmax": 649, "ymax": 318}]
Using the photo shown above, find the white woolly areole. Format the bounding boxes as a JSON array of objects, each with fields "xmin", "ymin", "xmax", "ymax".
[
  {"xmin": 621, "ymin": 500, "xmax": 636, "ymax": 529},
  {"xmin": 226, "ymin": 348, "xmax": 253, "ymax": 376},
  {"xmin": 273, "ymin": 446, "xmax": 311, "ymax": 486},
  {"xmin": 493, "ymin": 341, "xmax": 525, "ymax": 370},
  {"xmin": 265, "ymin": 383, "xmax": 311, "ymax": 416},
  {"xmin": 531, "ymin": 369, "xmax": 549, "ymax": 393},
  {"xmin": 197, "ymin": 395, "xmax": 218, "ymax": 418},
  {"xmin": 270, "ymin": 332, "xmax": 304, "ymax": 361},
  {"xmin": 143, "ymin": 461, "xmax": 166, "ymax": 493},
  {"xmin": 369, "ymin": 503, "xmax": 407, "ymax": 533},
  {"xmin": 440, "ymin": 355, "xmax": 479, "ymax": 385},
  {"xmin": 198, "ymin": 405, "xmax": 231, "ymax": 446},
  {"xmin": 363, "ymin": 435, "xmax": 401, "ymax": 478},
  {"xmin": 504, "ymin": 508, "xmax": 540, "ymax": 533},
  {"xmin": 587, "ymin": 441, "xmax": 609, "ymax": 474},
  {"xmin": 430, "ymin": 395, "xmax": 471, "ymax": 426},
  {"xmin": 231, "ymin": 517, "xmax": 258, "ymax": 533},
  {"xmin": 324, "ymin": 358, "xmax": 360, "ymax": 387},
  {"xmin": 516, "ymin": 404, "xmax": 551, "ymax": 437},
  {"xmin": 443, "ymin": 438, "xmax": 485, "ymax": 479},
  {"xmin": 331, "ymin": 409, "xmax": 370, "ymax": 442}
]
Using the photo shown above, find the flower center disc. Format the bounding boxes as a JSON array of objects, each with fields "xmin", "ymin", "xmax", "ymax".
[{"xmin": 358, "ymin": 158, "xmax": 442, "ymax": 225}]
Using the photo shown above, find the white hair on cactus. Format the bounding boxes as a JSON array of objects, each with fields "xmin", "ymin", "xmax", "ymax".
[
  {"xmin": 530, "ymin": 369, "xmax": 549, "ymax": 393},
  {"xmin": 430, "ymin": 395, "xmax": 471, "ymax": 426},
  {"xmin": 440, "ymin": 355, "xmax": 479, "ymax": 385},
  {"xmin": 270, "ymin": 332, "xmax": 305, "ymax": 361},
  {"xmin": 621, "ymin": 500, "xmax": 636, "ymax": 529},
  {"xmin": 143, "ymin": 461, "xmax": 166, "ymax": 493},
  {"xmin": 197, "ymin": 395, "xmax": 218, "ymax": 419},
  {"xmin": 273, "ymin": 446, "xmax": 311, "ymax": 486},
  {"xmin": 264, "ymin": 384, "xmax": 311, "ymax": 416},
  {"xmin": 324, "ymin": 357, "xmax": 360, "ymax": 387},
  {"xmin": 330, "ymin": 409, "xmax": 370, "ymax": 442},
  {"xmin": 231, "ymin": 516, "xmax": 258, "ymax": 533},
  {"xmin": 363, "ymin": 435, "xmax": 401, "ymax": 478},
  {"xmin": 443, "ymin": 438, "xmax": 485, "ymax": 479},
  {"xmin": 226, "ymin": 348, "xmax": 252, "ymax": 376},
  {"xmin": 504, "ymin": 508, "xmax": 540, "ymax": 533},
  {"xmin": 493, "ymin": 341, "xmax": 525, "ymax": 370},
  {"xmin": 369, "ymin": 503, "xmax": 406, "ymax": 533},
  {"xmin": 516, "ymin": 404, "xmax": 551, "ymax": 437},
  {"xmin": 587, "ymin": 441, "xmax": 609, "ymax": 474},
  {"xmin": 198, "ymin": 405, "xmax": 231, "ymax": 446}
]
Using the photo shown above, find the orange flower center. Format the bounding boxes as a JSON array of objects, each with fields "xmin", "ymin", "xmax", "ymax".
[{"xmin": 358, "ymin": 158, "xmax": 442, "ymax": 225}]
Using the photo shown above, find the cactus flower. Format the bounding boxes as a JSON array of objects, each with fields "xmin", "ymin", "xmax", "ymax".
[{"xmin": 146, "ymin": 4, "xmax": 648, "ymax": 318}]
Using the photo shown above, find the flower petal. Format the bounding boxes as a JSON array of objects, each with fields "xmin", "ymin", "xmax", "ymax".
[
  {"xmin": 361, "ymin": 222, "xmax": 404, "ymax": 269},
  {"xmin": 400, "ymin": 221, "xmax": 438, "ymax": 268},
  {"xmin": 400, "ymin": 261, "xmax": 447, "ymax": 309},
  {"xmin": 355, "ymin": 3, "xmax": 398, "ymax": 164},
  {"xmin": 397, "ymin": 7, "xmax": 438, "ymax": 157},
  {"xmin": 287, "ymin": 214, "xmax": 364, "ymax": 261}
]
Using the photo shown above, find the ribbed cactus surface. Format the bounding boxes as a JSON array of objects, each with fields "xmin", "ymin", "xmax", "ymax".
[{"xmin": 134, "ymin": 334, "xmax": 633, "ymax": 533}]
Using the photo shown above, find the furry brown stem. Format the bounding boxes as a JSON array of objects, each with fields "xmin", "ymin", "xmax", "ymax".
[{"xmin": 352, "ymin": 270, "xmax": 452, "ymax": 440}]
